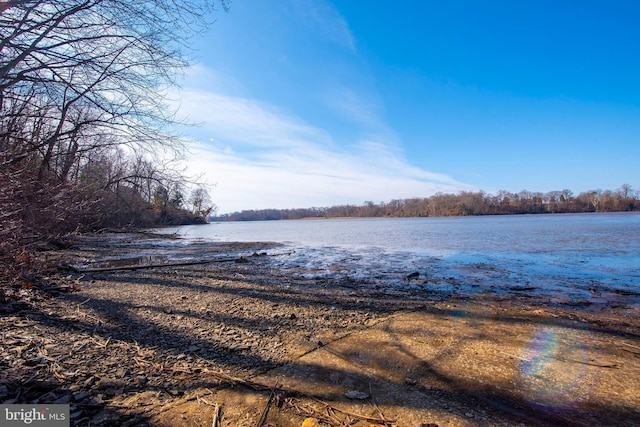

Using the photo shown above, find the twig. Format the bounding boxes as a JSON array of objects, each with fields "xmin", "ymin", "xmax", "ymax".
[
  {"xmin": 256, "ymin": 386, "xmax": 276, "ymax": 427},
  {"xmin": 369, "ymin": 382, "xmax": 389, "ymax": 425},
  {"xmin": 498, "ymin": 350, "xmax": 530, "ymax": 362},
  {"xmin": 197, "ymin": 395, "xmax": 216, "ymax": 407},
  {"xmin": 212, "ymin": 403, "xmax": 220, "ymax": 427},
  {"xmin": 325, "ymin": 406, "xmax": 345, "ymax": 426},
  {"xmin": 91, "ymin": 336, "xmax": 111, "ymax": 348},
  {"xmin": 308, "ymin": 397, "xmax": 395, "ymax": 425},
  {"xmin": 289, "ymin": 400, "xmax": 338, "ymax": 425},
  {"xmin": 74, "ymin": 340, "xmax": 89, "ymax": 352},
  {"xmin": 622, "ymin": 342, "xmax": 640, "ymax": 351},
  {"xmin": 76, "ymin": 309, "xmax": 99, "ymax": 322},
  {"xmin": 204, "ymin": 369, "xmax": 273, "ymax": 392},
  {"xmin": 500, "ymin": 350, "xmax": 619, "ymax": 368},
  {"xmin": 558, "ymin": 357, "xmax": 619, "ymax": 368}
]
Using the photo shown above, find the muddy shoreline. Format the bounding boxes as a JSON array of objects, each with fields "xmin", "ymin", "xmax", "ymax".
[{"xmin": 1, "ymin": 232, "xmax": 639, "ymax": 426}]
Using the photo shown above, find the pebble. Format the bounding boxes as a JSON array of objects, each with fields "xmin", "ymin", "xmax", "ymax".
[
  {"xmin": 344, "ymin": 390, "xmax": 369, "ymax": 400},
  {"xmin": 229, "ymin": 345, "xmax": 250, "ymax": 353}
]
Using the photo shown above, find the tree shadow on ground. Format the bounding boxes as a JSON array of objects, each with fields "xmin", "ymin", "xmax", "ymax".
[{"xmin": 4, "ymin": 244, "xmax": 640, "ymax": 426}]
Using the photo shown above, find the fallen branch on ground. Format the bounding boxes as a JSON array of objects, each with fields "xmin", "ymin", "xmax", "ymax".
[{"xmin": 71, "ymin": 257, "xmax": 246, "ymax": 273}]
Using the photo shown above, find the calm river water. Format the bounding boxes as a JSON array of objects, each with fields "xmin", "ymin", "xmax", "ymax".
[{"xmin": 159, "ymin": 213, "xmax": 640, "ymax": 305}]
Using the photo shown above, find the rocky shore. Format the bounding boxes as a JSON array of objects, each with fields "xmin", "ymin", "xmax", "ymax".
[{"xmin": 1, "ymin": 232, "xmax": 639, "ymax": 426}]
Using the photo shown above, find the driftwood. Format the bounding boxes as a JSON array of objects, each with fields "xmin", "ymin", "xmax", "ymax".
[{"xmin": 72, "ymin": 257, "xmax": 247, "ymax": 273}]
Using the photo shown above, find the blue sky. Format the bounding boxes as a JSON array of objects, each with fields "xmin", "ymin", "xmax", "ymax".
[{"xmin": 174, "ymin": 0, "xmax": 640, "ymax": 213}]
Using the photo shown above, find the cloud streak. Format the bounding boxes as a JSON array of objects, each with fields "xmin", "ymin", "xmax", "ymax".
[
  {"xmin": 291, "ymin": 0, "xmax": 357, "ymax": 52},
  {"xmin": 175, "ymin": 86, "xmax": 471, "ymax": 213}
]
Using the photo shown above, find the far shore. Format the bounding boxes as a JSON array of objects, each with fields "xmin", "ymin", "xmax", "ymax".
[{"xmin": 213, "ymin": 210, "xmax": 640, "ymax": 222}]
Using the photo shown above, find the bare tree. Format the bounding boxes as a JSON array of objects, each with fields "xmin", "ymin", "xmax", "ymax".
[
  {"xmin": 618, "ymin": 184, "xmax": 634, "ymax": 200},
  {"xmin": 0, "ymin": 0, "xmax": 227, "ymax": 268},
  {"xmin": 1, "ymin": 0, "xmax": 229, "ymax": 179},
  {"xmin": 190, "ymin": 186, "xmax": 215, "ymax": 221}
]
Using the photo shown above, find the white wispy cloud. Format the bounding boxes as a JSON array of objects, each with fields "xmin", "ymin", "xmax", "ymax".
[
  {"xmin": 180, "ymin": 90, "xmax": 329, "ymax": 150},
  {"xmin": 174, "ymin": 86, "xmax": 471, "ymax": 213},
  {"xmin": 323, "ymin": 85, "xmax": 387, "ymax": 131},
  {"xmin": 291, "ymin": 0, "xmax": 357, "ymax": 52}
]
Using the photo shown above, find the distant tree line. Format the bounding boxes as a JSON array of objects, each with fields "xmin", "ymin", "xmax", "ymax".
[{"xmin": 214, "ymin": 185, "xmax": 639, "ymax": 221}]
